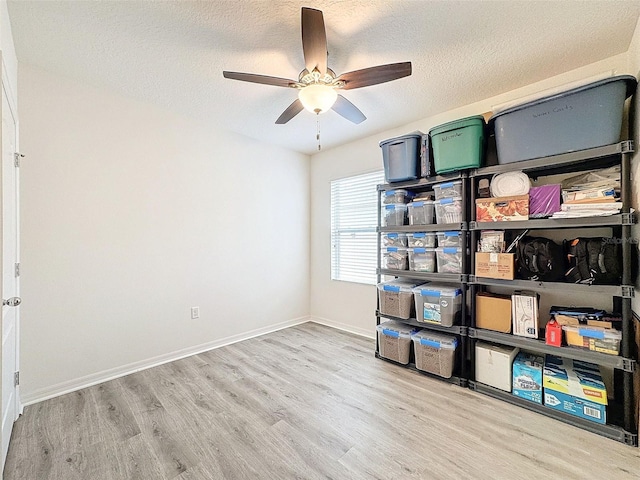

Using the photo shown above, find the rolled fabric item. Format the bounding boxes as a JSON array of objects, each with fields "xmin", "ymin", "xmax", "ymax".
[{"xmin": 490, "ymin": 171, "xmax": 531, "ymax": 197}]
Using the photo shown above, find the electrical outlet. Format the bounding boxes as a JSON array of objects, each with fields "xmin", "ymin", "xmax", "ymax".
[{"xmin": 191, "ymin": 306, "xmax": 200, "ymax": 319}]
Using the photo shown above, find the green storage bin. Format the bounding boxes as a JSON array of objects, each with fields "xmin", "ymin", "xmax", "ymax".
[{"xmin": 429, "ymin": 115, "xmax": 485, "ymax": 174}]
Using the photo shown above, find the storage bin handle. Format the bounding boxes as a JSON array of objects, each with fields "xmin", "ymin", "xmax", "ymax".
[{"xmin": 382, "ymin": 329, "xmax": 399, "ymax": 338}]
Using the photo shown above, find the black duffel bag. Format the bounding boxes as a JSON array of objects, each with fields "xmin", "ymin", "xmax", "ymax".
[
  {"xmin": 564, "ymin": 237, "xmax": 621, "ymax": 285},
  {"xmin": 516, "ymin": 236, "xmax": 566, "ymax": 282}
]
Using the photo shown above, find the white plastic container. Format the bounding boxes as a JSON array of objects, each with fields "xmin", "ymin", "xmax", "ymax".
[
  {"xmin": 433, "ymin": 180, "xmax": 463, "ymax": 200},
  {"xmin": 383, "ymin": 203, "xmax": 408, "ymax": 227},
  {"xmin": 377, "ymin": 280, "xmax": 423, "ymax": 319},
  {"xmin": 436, "ymin": 231, "xmax": 463, "ymax": 248},
  {"xmin": 381, "ymin": 247, "xmax": 407, "ymax": 270},
  {"xmin": 407, "ymin": 232, "xmax": 437, "ymax": 248},
  {"xmin": 383, "ymin": 189, "xmax": 414, "ymax": 204},
  {"xmin": 436, "ymin": 247, "xmax": 463, "ymax": 274},
  {"xmin": 435, "ymin": 197, "xmax": 463, "ymax": 224},
  {"xmin": 407, "ymin": 200, "xmax": 435, "ymax": 225},
  {"xmin": 382, "ymin": 233, "xmax": 408, "ymax": 248},
  {"xmin": 411, "ymin": 331, "xmax": 458, "ymax": 378},
  {"xmin": 377, "ymin": 321, "xmax": 420, "ymax": 364},
  {"xmin": 412, "ymin": 284, "xmax": 463, "ymax": 326},
  {"xmin": 407, "ymin": 247, "xmax": 437, "ymax": 273}
]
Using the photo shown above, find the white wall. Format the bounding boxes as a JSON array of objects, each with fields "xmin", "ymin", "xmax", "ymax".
[
  {"xmin": 0, "ymin": 0, "xmax": 17, "ymax": 99},
  {"xmin": 19, "ymin": 64, "xmax": 310, "ymax": 404},
  {"xmin": 310, "ymin": 53, "xmax": 631, "ymax": 337}
]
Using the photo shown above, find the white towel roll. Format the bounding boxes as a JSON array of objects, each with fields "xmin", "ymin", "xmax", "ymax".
[{"xmin": 490, "ymin": 171, "xmax": 531, "ymax": 197}]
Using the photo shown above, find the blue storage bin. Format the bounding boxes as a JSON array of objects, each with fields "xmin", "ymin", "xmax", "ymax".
[{"xmin": 380, "ymin": 134, "xmax": 421, "ymax": 182}]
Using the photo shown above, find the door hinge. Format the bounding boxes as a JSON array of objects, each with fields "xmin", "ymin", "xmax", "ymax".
[
  {"xmin": 14, "ymin": 372, "xmax": 19, "ymax": 387},
  {"xmin": 14, "ymin": 263, "xmax": 20, "ymax": 277},
  {"xmin": 14, "ymin": 152, "xmax": 24, "ymax": 168}
]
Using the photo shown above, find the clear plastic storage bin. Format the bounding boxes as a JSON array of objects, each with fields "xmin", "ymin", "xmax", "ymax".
[
  {"xmin": 383, "ymin": 203, "xmax": 408, "ymax": 227},
  {"xmin": 412, "ymin": 284, "xmax": 463, "ymax": 326},
  {"xmin": 408, "ymin": 200, "xmax": 435, "ymax": 225},
  {"xmin": 377, "ymin": 321, "xmax": 420, "ymax": 364},
  {"xmin": 436, "ymin": 247, "xmax": 463, "ymax": 273},
  {"xmin": 382, "ymin": 233, "xmax": 408, "ymax": 248},
  {"xmin": 407, "ymin": 232, "xmax": 437, "ymax": 248},
  {"xmin": 377, "ymin": 280, "xmax": 423, "ymax": 319},
  {"xmin": 435, "ymin": 197, "xmax": 463, "ymax": 224},
  {"xmin": 381, "ymin": 247, "xmax": 407, "ymax": 270},
  {"xmin": 383, "ymin": 189, "xmax": 414, "ymax": 204},
  {"xmin": 433, "ymin": 180, "xmax": 463, "ymax": 200},
  {"xmin": 411, "ymin": 331, "xmax": 458, "ymax": 378},
  {"xmin": 562, "ymin": 326, "xmax": 622, "ymax": 355},
  {"xmin": 407, "ymin": 247, "xmax": 437, "ymax": 273},
  {"xmin": 436, "ymin": 231, "xmax": 462, "ymax": 248}
]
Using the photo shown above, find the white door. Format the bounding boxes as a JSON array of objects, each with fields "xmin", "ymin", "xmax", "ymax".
[{"xmin": 1, "ymin": 57, "xmax": 19, "ymax": 468}]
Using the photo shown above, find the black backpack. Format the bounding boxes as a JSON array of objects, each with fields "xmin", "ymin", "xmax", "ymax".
[
  {"xmin": 516, "ymin": 237, "xmax": 566, "ymax": 282},
  {"xmin": 564, "ymin": 237, "xmax": 621, "ymax": 285}
]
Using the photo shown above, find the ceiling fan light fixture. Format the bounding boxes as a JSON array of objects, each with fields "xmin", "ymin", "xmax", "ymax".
[{"xmin": 298, "ymin": 84, "xmax": 337, "ymax": 114}]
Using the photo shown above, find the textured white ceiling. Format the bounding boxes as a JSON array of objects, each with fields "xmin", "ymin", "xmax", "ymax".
[{"xmin": 7, "ymin": 1, "xmax": 640, "ymax": 155}]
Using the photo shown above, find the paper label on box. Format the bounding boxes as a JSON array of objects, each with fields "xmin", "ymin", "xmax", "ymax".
[
  {"xmin": 489, "ymin": 252, "xmax": 498, "ymax": 263},
  {"xmin": 423, "ymin": 302, "xmax": 441, "ymax": 322}
]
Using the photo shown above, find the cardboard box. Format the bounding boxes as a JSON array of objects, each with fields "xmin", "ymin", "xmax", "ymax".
[
  {"xmin": 475, "ymin": 292, "xmax": 512, "ymax": 333},
  {"xmin": 476, "ymin": 195, "xmax": 529, "ymax": 222},
  {"xmin": 475, "ymin": 252, "xmax": 515, "ymax": 280},
  {"xmin": 543, "ymin": 355, "xmax": 607, "ymax": 424},
  {"xmin": 512, "ymin": 352, "xmax": 544, "ymax": 404},
  {"xmin": 512, "ymin": 292, "xmax": 539, "ymax": 339},
  {"xmin": 475, "ymin": 342, "xmax": 519, "ymax": 392}
]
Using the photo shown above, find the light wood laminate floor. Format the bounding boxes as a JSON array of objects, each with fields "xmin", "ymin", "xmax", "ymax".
[{"xmin": 4, "ymin": 323, "xmax": 640, "ymax": 479}]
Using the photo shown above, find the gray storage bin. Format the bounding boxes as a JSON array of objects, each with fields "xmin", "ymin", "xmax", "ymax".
[
  {"xmin": 411, "ymin": 330, "xmax": 458, "ymax": 378},
  {"xmin": 376, "ymin": 321, "xmax": 419, "ymax": 364},
  {"xmin": 407, "ymin": 248, "xmax": 436, "ymax": 273},
  {"xmin": 382, "ymin": 233, "xmax": 408, "ymax": 248},
  {"xmin": 408, "ymin": 201, "xmax": 435, "ymax": 225},
  {"xmin": 381, "ymin": 247, "xmax": 408, "ymax": 270},
  {"xmin": 407, "ymin": 232, "xmax": 437, "ymax": 248},
  {"xmin": 380, "ymin": 134, "xmax": 421, "ymax": 183},
  {"xmin": 436, "ymin": 231, "xmax": 462, "ymax": 248},
  {"xmin": 490, "ymin": 75, "xmax": 636, "ymax": 164},
  {"xmin": 383, "ymin": 203, "xmax": 408, "ymax": 227},
  {"xmin": 412, "ymin": 284, "xmax": 463, "ymax": 326},
  {"xmin": 383, "ymin": 189, "xmax": 414, "ymax": 204}
]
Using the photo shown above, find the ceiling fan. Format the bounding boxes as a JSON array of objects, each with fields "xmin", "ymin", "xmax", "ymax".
[{"xmin": 223, "ymin": 7, "xmax": 412, "ymax": 125}]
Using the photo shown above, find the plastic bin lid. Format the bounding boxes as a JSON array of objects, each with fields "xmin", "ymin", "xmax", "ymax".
[
  {"xmin": 434, "ymin": 180, "xmax": 463, "ymax": 188},
  {"xmin": 562, "ymin": 325, "xmax": 622, "ymax": 340},
  {"xmin": 489, "ymin": 75, "xmax": 637, "ymax": 124},
  {"xmin": 408, "ymin": 200, "xmax": 434, "ymax": 207},
  {"xmin": 429, "ymin": 115, "xmax": 486, "ymax": 136},
  {"xmin": 384, "ymin": 203, "xmax": 408, "ymax": 210},
  {"xmin": 436, "ymin": 197, "xmax": 462, "ymax": 205},
  {"xmin": 408, "ymin": 247, "xmax": 436, "ymax": 254},
  {"xmin": 439, "ymin": 231, "xmax": 461, "ymax": 237},
  {"xmin": 384, "ymin": 189, "xmax": 411, "ymax": 196},
  {"xmin": 408, "ymin": 232, "xmax": 436, "ymax": 238},
  {"xmin": 382, "ymin": 246, "xmax": 407, "ymax": 253},
  {"xmin": 384, "ymin": 232, "xmax": 407, "ymax": 238},
  {"xmin": 436, "ymin": 247, "xmax": 462, "ymax": 254},
  {"xmin": 376, "ymin": 321, "xmax": 420, "ymax": 338},
  {"xmin": 411, "ymin": 330, "xmax": 458, "ymax": 349},
  {"xmin": 412, "ymin": 284, "xmax": 462, "ymax": 297},
  {"xmin": 379, "ymin": 133, "xmax": 423, "ymax": 148},
  {"xmin": 377, "ymin": 279, "xmax": 424, "ymax": 293}
]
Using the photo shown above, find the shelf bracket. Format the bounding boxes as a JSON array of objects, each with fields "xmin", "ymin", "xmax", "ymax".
[
  {"xmin": 621, "ymin": 358, "xmax": 636, "ymax": 373},
  {"xmin": 622, "ymin": 212, "xmax": 636, "ymax": 225},
  {"xmin": 624, "ymin": 431, "xmax": 638, "ymax": 447},
  {"xmin": 620, "ymin": 140, "xmax": 634, "ymax": 155},
  {"xmin": 469, "ymin": 221, "xmax": 477, "ymax": 230},
  {"xmin": 621, "ymin": 285, "xmax": 635, "ymax": 299}
]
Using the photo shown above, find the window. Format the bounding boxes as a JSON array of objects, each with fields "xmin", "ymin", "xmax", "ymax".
[{"xmin": 331, "ymin": 170, "xmax": 385, "ymax": 285}]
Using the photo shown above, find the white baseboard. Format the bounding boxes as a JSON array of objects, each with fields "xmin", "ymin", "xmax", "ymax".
[
  {"xmin": 310, "ymin": 316, "xmax": 375, "ymax": 339},
  {"xmin": 21, "ymin": 316, "xmax": 311, "ymax": 407}
]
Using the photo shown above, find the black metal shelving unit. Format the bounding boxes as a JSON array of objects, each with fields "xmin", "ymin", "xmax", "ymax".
[
  {"xmin": 467, "ymin": 141, "xmax": 638, "ymax": 446},
  {"xmin": 375, "ymin": 173, "xmax": 470, "ymax": 386}
]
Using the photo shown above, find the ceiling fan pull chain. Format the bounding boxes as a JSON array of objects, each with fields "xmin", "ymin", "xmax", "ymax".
[{"xmin": 316, "ymin": 114, "xmax": 321, "ymax": 150}]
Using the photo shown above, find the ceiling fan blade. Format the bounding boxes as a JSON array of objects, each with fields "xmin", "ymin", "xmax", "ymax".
[
  {"xmin": 331, "ymin": 95, "xmax": 366, "ymax": 124},
  {"xmin": 337, "ymin": 62, "xmax": 412, "ymax": 90},
  {"xmin": 223, "ymin": 71, "xmax": 296, "ymax": 88},
  {"xmin": 276, "ymin": 99, "xmax": 304, "ymax": 124},
  {"xmin": 301, "ymin": 7, "xmax": 328, "ymax": 74}
]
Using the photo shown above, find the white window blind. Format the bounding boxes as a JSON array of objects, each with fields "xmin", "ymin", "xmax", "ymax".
[{"xmin": 331, "ymin": 170, "xmax": 385, "ymax": 285}]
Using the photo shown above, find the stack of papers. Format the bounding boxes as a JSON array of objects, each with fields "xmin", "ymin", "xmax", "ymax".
[{"xmin": 552, "ymin": 166, "xmax": 622, "ymax": 218}]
